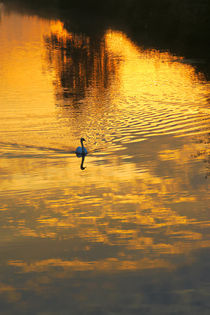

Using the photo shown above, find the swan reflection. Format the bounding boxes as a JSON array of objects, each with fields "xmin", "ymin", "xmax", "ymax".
[{"xmin": 76, "ymin": 153, "xmax": 86, "ymax": 170}]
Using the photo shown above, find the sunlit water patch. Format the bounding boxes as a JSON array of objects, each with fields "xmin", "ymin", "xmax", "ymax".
[
  {"xmin": 1, "ymin": 13, "xmax": 209, "ymax": 154},
  {"xmin": 43, "ymin": 26, "xmax": 210, "ymax": 151}
]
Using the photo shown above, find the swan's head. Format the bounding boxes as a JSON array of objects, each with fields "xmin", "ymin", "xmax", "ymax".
[{"xmin": 80, "ymin": 137, "xmax": 86, "ymax": 143}]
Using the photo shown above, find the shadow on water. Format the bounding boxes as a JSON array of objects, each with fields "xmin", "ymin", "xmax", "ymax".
[{"xmin": 44, "ymin": 30, "xmax": 116, "ymax": 106}]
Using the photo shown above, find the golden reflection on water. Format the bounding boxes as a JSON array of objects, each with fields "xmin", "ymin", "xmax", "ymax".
[
  {"xmin": 43, "ymin": 23, "xmax": 210, "ymax": 153},
  {"xmin": 0, "ymin": 10, "xmax": 210, "ymax": 282}
]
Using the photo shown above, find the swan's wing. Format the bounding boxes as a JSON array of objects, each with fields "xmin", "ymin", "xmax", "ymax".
[{"xmin": 76, "ymin": 146, "xmax": 82, "ymax": 154}]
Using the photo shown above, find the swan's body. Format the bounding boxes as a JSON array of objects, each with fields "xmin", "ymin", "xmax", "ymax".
[{"xmin": 76, "ymin": 138, "xmax": 88, "ymax": 156}]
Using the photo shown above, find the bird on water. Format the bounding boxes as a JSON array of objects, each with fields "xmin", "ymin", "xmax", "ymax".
[{"xmin": 75, "ymin": 137, "xmax": 88, "ymax": 156}]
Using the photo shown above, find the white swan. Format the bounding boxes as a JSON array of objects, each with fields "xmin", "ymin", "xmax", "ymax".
[{"xmin": 76, "ymin": 138, "xmax": 88, "ymax": 156}]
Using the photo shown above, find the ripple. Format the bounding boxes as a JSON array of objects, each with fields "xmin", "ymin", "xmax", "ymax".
[{"xmin": 106, "ymin": 104, "xmax": 210, "ymax": 148}]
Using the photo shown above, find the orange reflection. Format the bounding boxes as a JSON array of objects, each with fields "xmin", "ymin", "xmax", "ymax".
[
  {"xmin": 0, "ymin": 10, "xmax": 210, "ymax": 276},
  {"xmin": 50, "ymin": 20, "xmax": 70, "ymax": 37},
  {"xmin": 9, "ymin": 257, "xmax": 173, "ymax": 272},
  {"xmin": 105, "ymin": 30, "xmax": 209, "ymax": 122},
  {"xmin": 43, "ymin": 26, "xmax": 210, "ymax": 154},
  {"xmin": 0, "ymin": 13, "xmax": 55, "ymax": 106},
  {"xmin": 105, "ymin": 30, "xmax": 206, "ymax": 85}
]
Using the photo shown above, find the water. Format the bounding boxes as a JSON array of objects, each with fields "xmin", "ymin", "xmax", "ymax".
[{"xmin": 0, "ymin": 4, "xmax": 210, "ymax": 314}]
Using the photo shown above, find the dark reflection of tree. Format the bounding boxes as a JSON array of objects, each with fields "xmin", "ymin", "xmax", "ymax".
[{"xmin": 44, "ymin": 29, "xmax": 117, "ymax": 106}]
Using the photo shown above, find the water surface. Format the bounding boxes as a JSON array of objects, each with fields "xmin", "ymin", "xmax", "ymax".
[{"xmin": 0, "ymin": 5, "xmax": 210, "ymax": 314}]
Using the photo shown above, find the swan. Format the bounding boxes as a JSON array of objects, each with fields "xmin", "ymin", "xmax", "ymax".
[{"xmin": 76, "ymin": 137, "xmax": 88, "ymax": 156}]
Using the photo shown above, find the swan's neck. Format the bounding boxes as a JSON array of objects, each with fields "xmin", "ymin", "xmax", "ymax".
[{"xmin": 81, "ymin": 139, "xmax": 84, "ymax": 148}]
